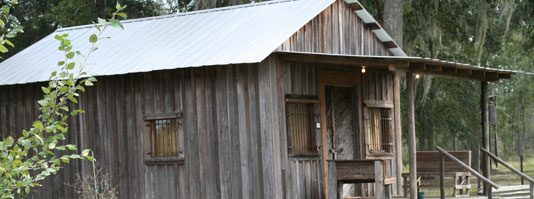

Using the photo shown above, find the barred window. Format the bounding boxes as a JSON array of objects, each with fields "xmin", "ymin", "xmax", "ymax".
[
  {"xmin": 366, "ymin": 108, "xmax": 393, "ymax": 156},
  {"xmin": 286, "ymin": 100, "xmax": 318, "ymax": 156},
  {"xmin": 143, "ymin": 112, "xmax": 184, "ymax": 164},
  {"xmin": 151, "ymin": 119, "xmax": 181, "ymax": 157}
]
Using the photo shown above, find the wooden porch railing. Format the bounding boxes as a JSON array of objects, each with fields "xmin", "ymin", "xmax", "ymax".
[
  {"xmin": 435, "ymin": 146, "xmax": 499, "ymax": 199},
  {"xmin": 480, "ymin": 147, "xmax": 534, "ymax": 199}
]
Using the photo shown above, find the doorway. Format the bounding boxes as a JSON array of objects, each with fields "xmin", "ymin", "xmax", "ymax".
[{"xmin": 319, "ymin": 70, "xmax": 362, "ymax": 197}]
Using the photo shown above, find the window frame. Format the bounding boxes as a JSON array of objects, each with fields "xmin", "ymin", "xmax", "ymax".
[
  {"xmin": 285, "ymin": 95, "xmax": 320, "ymax": 157},
  {"xmin": 143, "ymin": 112, "xmax": 184, "ymax": 165},
  {"xmin": 363, "ymin": 100, "xmax": 394, "ymax": 158}
]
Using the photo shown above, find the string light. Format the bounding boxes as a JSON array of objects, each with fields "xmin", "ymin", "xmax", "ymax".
[
  {"xmin": 415, "ymin": 74, "xmax": 421, "ymax": 79},
  {"xmin": 361, "ymin": 66, "xmax": 366, "ymax": 73}
]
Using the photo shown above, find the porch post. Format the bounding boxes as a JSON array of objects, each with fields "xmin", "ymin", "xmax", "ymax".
[
  {"xmin": 394, "ymin": 72, "xmax": 404, "ymax": 193},
  {"xmin": 407, "ymin": 72, "xmax": 417, "ymax": 199},
  {"xmin": 481, "ymin": 81, "xmax": 490, "ymax": 195}
]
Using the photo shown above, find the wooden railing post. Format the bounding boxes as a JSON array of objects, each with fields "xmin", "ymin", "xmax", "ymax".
[
  {"xmin": 530, "ymin": 181, "xmax": 533, "ymax": 199},
  {"xmin": 439, "ymin": 152, "xmax": 445, "ymax": 199},
  {"xmin": 522, "ymin": 155, "xmax": 525, "ymax": 185}
]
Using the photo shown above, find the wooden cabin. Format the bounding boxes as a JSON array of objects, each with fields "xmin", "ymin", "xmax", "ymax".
[{"xmin": 0, "ymin": 0, "xmax": 522, "ymax": 198}]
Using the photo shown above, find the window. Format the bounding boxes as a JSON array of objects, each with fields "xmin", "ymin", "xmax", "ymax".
[
  {"xmin": 366, "ymin": 107, "xmax": 393, "ymax": 156},
  {"xmin": 143, "ymin": 112, "xmax": 184, "ymax": 164},
  {"xmin": 285, "ymin": 97, "xmax": 319, "ymax": 156}
]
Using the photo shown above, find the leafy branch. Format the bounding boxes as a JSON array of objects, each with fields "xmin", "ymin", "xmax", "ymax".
[
  {"xmin": 0, "ymin": 0, "xmax": 23, "ymax": 57},
  {"xmin": 0, "ymin": 3, "xmax": 127, "ymax": 198}
]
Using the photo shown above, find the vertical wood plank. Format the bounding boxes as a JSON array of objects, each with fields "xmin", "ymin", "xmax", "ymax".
[
  {"xmin": 205, "ymin": 68, "xmax": 220, "ymax": 199},
  {"xmin": 215, "ymin": 66, "xmax": 232, "ymax": 199},
  {"xmin": 185, "ymin": 69, "xmax": 201, "ymax": 198},
  {"xmin": 236, "ymin": 65, "xmax": 251, "ymax": 199},
  {"xmin": 258, "ymin": 57, "xmax": 276, "ymax": 199}
]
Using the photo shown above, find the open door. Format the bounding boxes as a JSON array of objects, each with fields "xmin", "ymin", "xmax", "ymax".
[{"xmin": 319, "ymin": 70, "xmax": 362, "ymax": 198}]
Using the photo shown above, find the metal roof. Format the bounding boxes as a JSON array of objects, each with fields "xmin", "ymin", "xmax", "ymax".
[{"xmin": 0, "ymin": 0, "xmax": 353, "ymax": 85}]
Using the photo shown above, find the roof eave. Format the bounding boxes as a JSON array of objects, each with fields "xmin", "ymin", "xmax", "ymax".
[{"xmin": 276, "ymin": 51, "xmax": 525, "ymax": 82}]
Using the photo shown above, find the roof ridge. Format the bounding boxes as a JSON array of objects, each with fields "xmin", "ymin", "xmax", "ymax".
[{"xmin": 56, "ymin": 0, "xmax": 300, "ymax": 32}]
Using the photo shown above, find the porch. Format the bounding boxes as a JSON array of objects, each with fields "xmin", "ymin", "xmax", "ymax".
[{"xmin": 277, "ymin": 51, "xmax": 530, "ymax": 199}]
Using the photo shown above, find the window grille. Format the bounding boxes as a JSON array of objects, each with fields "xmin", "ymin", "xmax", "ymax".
[
  {"xmin": 151, "ymin": 119, "xmax": 181, "ymax": 157},
  {"xmin": 142, "ymin": 112, "xmax": 184, "ymax": 163},
  {"xmin": 366, "ymin": 108, "xmax": 393, "ymax": 156},
  {"xmin": 286, "ymin": 103, "xmax": 318, "ymax": 155}
]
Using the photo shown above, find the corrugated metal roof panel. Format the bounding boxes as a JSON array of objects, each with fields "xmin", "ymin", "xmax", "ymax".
[{"xmin": 0, "ymin": 0, "xmax": 335, "ymax": 85}]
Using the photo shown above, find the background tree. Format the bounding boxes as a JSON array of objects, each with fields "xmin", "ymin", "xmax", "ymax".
[{"xmin": 360, "ymin": 0, "xmax": 534, "ymax": 161}]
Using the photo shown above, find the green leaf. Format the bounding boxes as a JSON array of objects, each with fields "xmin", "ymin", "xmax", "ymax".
[
  {"xmin": 41, "ymin": 87, "xmax": 50, "ymax": 94},
  {"xmin": 22, "ymin": 130, "xmax": 29, "ymax": 137},
  {"xmin": 1, "ymin": 5, "xmax": 10, "ymax": 13},
  {"xmin": 57, "ymin": 61, "xmax": 65, "ymax": 66},
  {"xmin": 0, "ymin": 19, "xmax": 4, "ymax": 27},
  {"xmin": 98, "ymin": 17, "xmax": 107, "ymax": 26},
  {"xmin": 66, "ymin": 62, "xmax": 75, "ymax": 69},
  {"xmin": 5, "ymin": 136, "xmax": 14, "ymax": 146},
  {"xmin": 85, "ymin": 80, "xmax": 93, "ymax": 86},
  {"xmin": 109, "ymin": 19, "xmax": 124, "ymax": 29},
  {"xmin": 89, "ymin": 34, "xmax": 98, "ymax": 43},
  {"xmin": 81, "ymin": 149, "xmax": 90, "ymax": 156},
  {"xmin": 0, "ymin": 44, "xmax": 8, "ymax": 53},
  {"xmin": 4, "ymin": 39, "xmax": 14, "ymax": 48},
  {"xmin": 33, "ymin": 121, "xmax": 43, "ymax": 130},
  {"xmin": 6, "ymin": 32, "xmax": 17, "ymax": 38},
  {"xmin": 66, "ymin": 52, "xmax": 75, "ymax": 59},
  {"xmin": 116, "ymin": 2, "xmax": 121, "ymax": 10},
  {"xmin": 93, "ymin": 22, "xmax": 101, "ymax": 31},
  {"xmin": 59, "ymin": 86, "xmax": 68, "ymax": 93},
  {"xmin": 66, "ymin": 144, "xmax": 77, "ymax": 150},
  {"xmin": 86, "ymin": 156, "xmax": 95, "ymax": 162},
  {"xmin": 60, "ymin": 155, "xmax": 70, "ymax": 163},
  {"xmin": 70, "ymin": 154, "xmax": 81, "ymax": 159},
  {"xmin": 54, "ymin": 34, "xmax": 63, "ymax": 41},
  {"xmin": 117, "ymin": 12, "xmax": 127, "ymax": 19}
]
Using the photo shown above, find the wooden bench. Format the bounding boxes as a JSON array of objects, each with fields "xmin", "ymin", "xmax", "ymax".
[
  {"xmin": 402, "ymin": 151, "xmax": 472, "ymax": 197},
  {"xmin": 328, "ymin": 159, "xmax": 396, "ymax": 199}
]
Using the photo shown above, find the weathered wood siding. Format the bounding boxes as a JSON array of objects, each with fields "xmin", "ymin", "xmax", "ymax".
[
  {"xmin": 0, "ymin": 55, "xmax": 286, "ymax": 199},
  {"xmin": 276, "ymin": 0, "xmax": 400, "ymax": 197},
  {"xmin": 278, "ymin": 0, "xmax": 391, "ymax": 56},
  {"xmin": 0, "ymin": 0, "xmax": 402, "ymax": 198}
]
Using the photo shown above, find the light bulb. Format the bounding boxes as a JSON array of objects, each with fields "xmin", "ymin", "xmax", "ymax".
[
  {"xmin": 415, "ymin": 74, "xmax": 421, "ymax": 79},
  {"xmin": 361, "ymin": 66, "xmax": 366, "ymax": 73}
]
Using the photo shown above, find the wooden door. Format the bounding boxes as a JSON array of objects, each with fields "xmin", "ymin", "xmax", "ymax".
[
  {"xmin": 325, "ymin": 86, "xmax": 357, "ymax": 160},
  {"xmin": 319, "ymin": 70, "xmax": 361, "ymax": 198}
]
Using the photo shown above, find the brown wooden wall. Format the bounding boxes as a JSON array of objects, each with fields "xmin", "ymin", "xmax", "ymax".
[
  {"xmin": 0, "ymin": 55, "xmax": 286, "ymax": 199},
  {"xmin": 278, "ymin": 0, "xmax": 391, "ymax": 56},
  {"xmin": 0, "ymin": 0, "xmax": 402, "ymax": 198}
]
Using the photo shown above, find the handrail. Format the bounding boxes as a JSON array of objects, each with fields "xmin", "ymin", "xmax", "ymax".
[
  {"xmin": 480, "ymin": 147, "xmax": 534, "ymax": 199},
  {"xmin": 436, "ymin": 146, "xmax": 500, "ymax": 188},
  {"xmin": 480, "ymin": 147, "xmax": 534, "ymax": 183}
]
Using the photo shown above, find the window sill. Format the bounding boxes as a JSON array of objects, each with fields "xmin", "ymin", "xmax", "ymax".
[
  {"xmin": 144, "ymin": 156, "xmax": 184, "ymax": 165},
  {"xmin": 366, "ymin": 153, "xmax": 395, "ymax": 159}
]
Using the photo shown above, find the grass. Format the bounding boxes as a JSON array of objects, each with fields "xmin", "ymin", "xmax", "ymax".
[{"xmin": 405, "ymin": 156, "xmax": 534, "ymax": 197}]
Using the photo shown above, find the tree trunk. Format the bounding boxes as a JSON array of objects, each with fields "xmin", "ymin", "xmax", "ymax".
[{"xmin": 383, "ymin": 0, "xmax": 403, "ymax": 48}]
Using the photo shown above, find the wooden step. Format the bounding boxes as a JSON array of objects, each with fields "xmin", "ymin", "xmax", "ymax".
[
  {"xmin": 493, "ymin": 190, "xmax": 530, "ymax": 196},
  {"xmin": 492, "ymin": 185, "xmax": 530, "ymax": 193}
]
